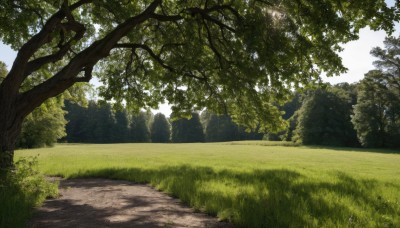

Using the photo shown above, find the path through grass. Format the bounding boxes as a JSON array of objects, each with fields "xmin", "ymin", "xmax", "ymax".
[{"xmin": 16, "ymin": 142, "xmax": 400, "ymax": 227}]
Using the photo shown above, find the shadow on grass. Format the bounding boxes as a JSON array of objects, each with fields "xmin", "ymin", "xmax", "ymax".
[
  {"xmin": 68, "ymin": 166, "xmax": 400, "ymax": 227},
  {"xmin": 229, "ymin": 141, "xmax": 400, "ymax": 154}
]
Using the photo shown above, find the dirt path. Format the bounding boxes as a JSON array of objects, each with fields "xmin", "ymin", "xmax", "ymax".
[{"xmin": 30, "ymin": 178, "xmax": 232, "ymax": 228}]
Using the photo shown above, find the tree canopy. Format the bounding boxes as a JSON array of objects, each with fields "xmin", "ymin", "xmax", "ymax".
[
  {"xmin": 171, "ymin": 112, "xmax": 204, "ymax": 143},
  {"xmin": 17, "ymin": 98, "xmax": 67, "ymax": 148},
  {"xmin": 151, "ymin": 113, "xmax": 171, "ymax": 143},
  {"xmin": 352, "ymin": 37, "xmax": 400, "ymax": 148},
  {"xmin": 294, "ymin": 84, "xmax": 358, "ymax": 147},
  {"xmin": 0, "ymin": 0, "xmax": 399, "ymax": 169}
]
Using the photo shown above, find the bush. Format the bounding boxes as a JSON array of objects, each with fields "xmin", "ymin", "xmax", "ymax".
[{"xmin": 0, "ymin": 157, "xmax": 58, "ymax": 227}]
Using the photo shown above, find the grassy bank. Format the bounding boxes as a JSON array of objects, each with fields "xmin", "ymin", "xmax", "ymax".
[
  {"xmin": 16, "ymin": 142, "xmax": 400, "ymax": 227},
  {"xmin": 0, "ymin": 158, "xmax": 58, "ymax": 227}
]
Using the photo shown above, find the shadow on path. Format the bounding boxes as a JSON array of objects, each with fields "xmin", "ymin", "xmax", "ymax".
[{"xmin": 29, "ymin": 178, "xmax": 232, "ymax": 228}]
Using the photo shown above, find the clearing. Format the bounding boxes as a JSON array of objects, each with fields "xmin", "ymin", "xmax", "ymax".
[{"xmin": 17, "ymin": 142, "xmax": 400, "ymax": 227}]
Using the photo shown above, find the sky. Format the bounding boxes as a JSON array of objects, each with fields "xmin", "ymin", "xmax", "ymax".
[
  {"xmin": 322, "ymin": 26, "xmax": 399, "ymax": 84},
  {"xmin": 0, "ymin": 1, "xmax": 399, "ymax": 115}
]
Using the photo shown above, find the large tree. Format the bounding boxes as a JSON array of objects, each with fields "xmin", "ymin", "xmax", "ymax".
[
  {"xmin": 205, "ymin": 114, "xmax": 238, "ymax": 142},
  {"xmin": 0, "ymin": 1, "xmax": 399, "ymax": 170},
  {"xmin": 352, "ymin": 37, "xmax": 400, "ymax": 148},
  {"xmin": 151, "ymin": 113, "xmax": 171, "ymax": 143},
  {"xmin": 130, "ymin": 111, "xmax": 151, "ymax": 142},
  {"xmin": 171, "ymin": 112, "xmax": 204, "ymax": 143},
  {"xmin": 294, "ymin": 84, "xmax": 359, "ymax": 147},
  {"xmin": 112, "ymin": 110, "xmax": 130, "ymax": 143}
]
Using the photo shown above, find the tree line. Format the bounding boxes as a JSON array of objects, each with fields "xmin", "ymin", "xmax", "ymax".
[
  {"xmin": 274, "ymin": 37, "xmax": 400, "ymax": 149},
  {"xmin": 62, "ymin": 101, "xmax": 262, "ymax": 144}
]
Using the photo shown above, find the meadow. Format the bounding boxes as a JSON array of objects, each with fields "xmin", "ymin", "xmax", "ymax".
[{"xmin": 15, "ymin": 142, "xmax": 400, "ymax": 227}]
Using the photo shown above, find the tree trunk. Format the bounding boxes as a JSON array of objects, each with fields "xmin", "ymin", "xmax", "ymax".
[
  {"xmin": 0, "ymin": 94, "xmax": 24, "ymax": 174},
  {"xmin": 0, "ymin": 130, "xmax": 19, "ymax": 172}
]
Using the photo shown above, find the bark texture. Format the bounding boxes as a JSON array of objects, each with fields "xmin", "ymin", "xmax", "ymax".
[{"xmin": 0, "ymin": 100, "xmax": 22, "ymax": 173}]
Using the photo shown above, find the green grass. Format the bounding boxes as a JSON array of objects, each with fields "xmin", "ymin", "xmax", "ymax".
[
  {"xmin": 0, "ymin": 157, "xmax": 58, "ymax": 228},
  {"xmin": 16, "ymin": 142, "xmax": 400, "ymax": 227}
]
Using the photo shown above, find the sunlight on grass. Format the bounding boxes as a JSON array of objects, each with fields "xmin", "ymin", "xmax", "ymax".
[{"xmin": 16, "ymin": 143, "xmax": 400, "ymax": 227}]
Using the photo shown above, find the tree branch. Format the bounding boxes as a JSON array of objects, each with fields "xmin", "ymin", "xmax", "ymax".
[
  {"xmin": 115, "ymin": 43, "xmax": 175, "ymax": 72},
  {"xmin": 4, "ymin": 0, "xmax": 93, "ymax": 93},
  {"xmin": 24, "ymin": 20, "xmax": 86, "ymax": 79},
  {"xmin": 17, "ymin": 0, "xmax": 162, "ymax": 116}
]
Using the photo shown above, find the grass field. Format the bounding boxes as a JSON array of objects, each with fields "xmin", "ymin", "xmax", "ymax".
[{"xmin": 16, "ymin": 141, "xmax": 400, "ymax": 227}]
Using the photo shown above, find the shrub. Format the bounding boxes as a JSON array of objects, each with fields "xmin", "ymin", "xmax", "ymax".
[{"xmin": 0, "ymin": 157, "xmax": 58, "ymax": 227}]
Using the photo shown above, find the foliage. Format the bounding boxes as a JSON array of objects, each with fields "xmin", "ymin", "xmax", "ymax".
[
  {"xmin": 352, "ymin": 70, "xmax": 400, "ymax": 148},
  {"xmin": 64, "ymin": 100, "xmax": 90, "ymax": 143},
  {"xmin": 201, "ymin": 110, "xmax": 263, "ymax": 142},
  {"xmin": 0, "ymin": 157, "xmax": 58, "ymax": 227},
  {"xmin": 65, "ymin": 101, "xmax": 155, "ymax": 143},
  {"xmin": 236, "ymin": 126, "xmax": 264, "ymax": 141},
  {"xmin": 171, "ymin": 113, "xmax": 204, "ymax": 143},
  {"xmin": 352, "ymin": 36, "xmax": 400, "ymax": 148},
  {"xmin": 17, "ymin": 98, "xmax": 67, "ymax": 148},
  {"xmin": 0, "ymin": 61, "xmax": 7, "ymax": 80},
  {"xmin": 280, "ymin": 93, "xmax": 302, "ymax": 120},
  {"xmin": 263, "ymin": 94, "xmax": 301, "ymax": 141},
  {"xmin": 130, "ymin": 111, "xmax": 152, "ymax": 143},
  {"xmin": 294, "ymin": 84, "xmax": 359, "ymax": 147},
  {"xmin": 150, "ymin": 113, "xmax": 171, "ymax": 143},
  {"xmin": 16, "ymin": 143, "xmax": 400, "ymax": 227},
  {"xmin": 112, "ymin": 110, "xmax": 130, "ymax": 143},
  {"xmin": 205, "ymin": 114, "xmax": 238, "ymax": 142}
]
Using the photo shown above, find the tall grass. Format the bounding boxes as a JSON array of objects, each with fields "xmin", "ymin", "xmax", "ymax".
[
  {"xmin": 0, "ymin": 157, "xmax": 58, "ymax": 228},
  {"xmin": 16, "ymin": 143, "xmax": 400, "ymax": 227}
]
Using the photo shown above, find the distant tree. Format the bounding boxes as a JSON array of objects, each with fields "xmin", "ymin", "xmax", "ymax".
[
  {"xmin": 113, "ymin": 110, "xmax": 130, "ymax": 143},
  {"xmin": 205, "ymin": 114, "xmax": 239, "ymax": 142},
  {"xmin": 266, "ymin": 93, "xmax": 301, "ymax": 141},
  {"xmin": 352, "ymin": 70, "xmax": 400, "ymax": 148},
  {"xmin": 130, "ymin": 112, "xmax": 151, "ymax": 142},
  {"xmin": 171, "ymin": 113, "xmax": 204, "ymax": 143},
  {"xmin": 90, "ymin": 102, "xmax": 115, "ymax": 143},
  {"xmin": 237, "ymin": 126, "xmax": 264, "ymax": 141},
  {"xmin": 281, "ymin": 93, "xmax": 302, "ymax": 120},
  {"xmin": 283, "ymin": 112, "xmax": 299, "ymax": 142},
  {"xmin": 294, "ymin": 84, "xmax": 359, "ymax": 147},
  {"xmin": 151, "ymin": 113, "xmax": 171, "ymax": 143},
  {"xmin": 65, "ymin": 101, "xmax": 87, "ymax": 142},
  {"xmin": 65, "ymin": 100, "xmax": 117, "ymax": 143},
  {"xmin": 201, "ymin": 109, "xmax": 263, "ymax": 141},
  {"xmin": 352, "ymin": 37, "xmax": 400, "ymax": 148}
]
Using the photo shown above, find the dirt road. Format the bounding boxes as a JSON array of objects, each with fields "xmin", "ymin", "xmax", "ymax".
[{"xmin": 30, "ymin": 178, "xmax": 232, "ymax": 228}]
